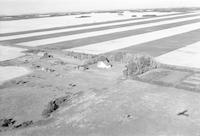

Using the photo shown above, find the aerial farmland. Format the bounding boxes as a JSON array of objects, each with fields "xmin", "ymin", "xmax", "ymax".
[{"xmin": 1, "ymin": 7, "xmax": 200, "ymax": 136}]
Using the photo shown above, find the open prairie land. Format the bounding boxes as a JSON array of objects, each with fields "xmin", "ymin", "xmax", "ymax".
[{"xmin": 1, "ymin": 8, "xmax": 200, "ymax": 136}]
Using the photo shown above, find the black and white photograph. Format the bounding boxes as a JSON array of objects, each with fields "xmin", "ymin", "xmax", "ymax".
[{"xmin": 0, "ymin": 0, "xmax": 200, "ymax": 135}]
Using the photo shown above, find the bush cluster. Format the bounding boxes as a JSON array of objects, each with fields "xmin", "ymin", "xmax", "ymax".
[
  {"xmin": 42, "ymin": 94, "xmax": 73, "ymax": 118},
  {"xmin": 123, "ymin": 54, "xmax": 159, "ymax": 77}
]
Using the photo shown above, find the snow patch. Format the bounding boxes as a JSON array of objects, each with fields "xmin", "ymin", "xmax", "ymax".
[
  {"xmin": 156, "ymin": 41, "xmax": 200, "ymax": 69},
  {"xmin": 97, "ymin": 61, "xmax": 112, "ymax": 69},
  {"xmin": 0, "ymin": 66, "xmax": 31, "ymax": 84},
  {"xmin": 0, "ymin": 45, "xmax": 26, "ymax": 61}
]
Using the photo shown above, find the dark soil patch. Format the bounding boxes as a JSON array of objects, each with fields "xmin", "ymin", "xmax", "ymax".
[
  {"xmin": 0, "ymin": 118, "xmax": 16, "ymax": 128},
  {"xmin": 14, "ymin": 121, "xmax": 33, "ymax": 129},
  {"xmin": 76, "ymin": 16, "xmax": 91, "ymax": 18},
  {"xmin": 42, "ymin": 92, "xmax": 82, "ymax": 118},
  {"xmin": 24, "ymin": 49, "xmax": 46, "ymax": 54},
  {"xmin": 16, "ymin": 80, "xmax": 29, "ymax": 85},
  {"xmin": 142, "ymin": 14, "xmax": 157, "ymax": 17},
  {"xmin": 0, "ymin": 118, "xmax": 33, "ymax": 132}
]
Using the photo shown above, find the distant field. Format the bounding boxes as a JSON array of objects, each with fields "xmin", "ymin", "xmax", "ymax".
[
  {"xmin": 1, "ymin": 7, "xmax": 197, "ymax": 21},
  {"xmin": 0, "ymin": 11, "xmax": 179, "ymax": 34},
  {"xmin": 1, "ymin": 8, "xmax": 200, "ymax": 68}
]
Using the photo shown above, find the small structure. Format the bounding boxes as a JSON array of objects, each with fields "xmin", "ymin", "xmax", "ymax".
[{"xmin": 97, "ymin": 58, "xmax": 112, "ymax": 69}]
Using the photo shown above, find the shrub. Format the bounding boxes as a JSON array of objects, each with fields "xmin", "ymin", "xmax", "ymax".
[
  {"xmin": 112, "ymin": 52, "xmax": 126, "ymax": 62},
  {"xmin": 14, "ymin": 121, "xmax": 33, "ymax": 128},
  {"xmin": 0, "ymin": 118, "xmax": 33, "ymax": 131},
  {"xmin": 65, "ymin": 51, "xmax": 97, "ymax": 60},
  {"xmin": 122, "ymin": 53, "xmax": 134, "ymax": 64},
  {"xmin": 81, "ymin": 55, "xmax": 110, "ymax": 67},
  {"xmin": 107, "ymin": 52, "xmax": 134, "ymax": 63},
  {"xmin": 123, "ymin": 54, "xmax": 159, "ymax": 77},
  {"xmin": 24, "ymin": 49, "xmax": 45, "ymax": 54},
  {"xmin": 42, "ymin": 94, "xmax": 73, "ymax": 118},
  {"xmin": 82, "ymin": 58, "xmax": 97, "ymax": 66},
  {"xmin": 0, "ymin": 118, "xmax": 15, "ymax": 128}
]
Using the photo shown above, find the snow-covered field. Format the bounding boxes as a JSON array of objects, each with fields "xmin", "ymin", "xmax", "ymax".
[
  {"xmin": 156, "ymin": 41, "xmax": 200, "ymax": 69},
  {"xmin": 0, "ymin": 45, "xmax": 26, "ymax": 61},
  {"xmin": 0, "ymin": 66, "xmax": 31, "ymax": 85},
  {"xmin": 1, "ymin": 10, "xmax": 200, "ymax": 75},
  {"xmin": 65, "ymin": 22, "xmax": 200, "ymax": 54},
  {"xmin": 0, "ymin": 45, "xmax": 30, "ymax": 84},
  {"xmin": 17, "ymin": 15, "xmax": 200, "ymax": 47},
  {"xmin": 0, "ymin": 11, "xmax": 178, "ymax": 34},
  {"xmin": 0, "ymin": 11, "xmax": 187, "ymax": 41}
]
